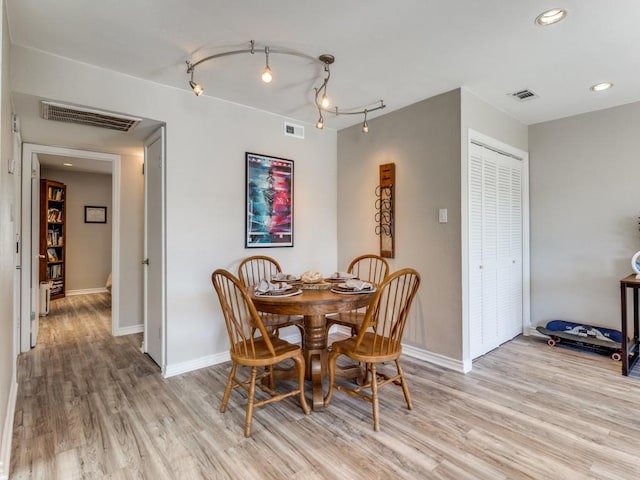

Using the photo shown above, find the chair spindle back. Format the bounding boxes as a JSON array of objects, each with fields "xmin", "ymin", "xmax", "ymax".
[
  {"xmin": 348, "ymin": 254, "xmax": 390, "ymax": 285},
  {"xmin": 211, "ymin": 269, "xmax": 276, "ymax": 359},
  {"xmin": 238, "ymin": 255, "xmax": 282, "ymax": 289},
  {"xmin": 356, "ymin": 268, "xmax": 420, "ymax": 355}
]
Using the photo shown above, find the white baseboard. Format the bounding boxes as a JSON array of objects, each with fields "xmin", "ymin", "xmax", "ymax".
[
  {"xmin": 163, "ymin": 351, "xmax": 230, "ymax": 378},
  {"xmin": 161, "ymin": 329, "xmax": 468, "ymax": 380},
  {"xmin": 335, "ymin": 326, "xmax": 469, "ymax": 373},
  {"xmin": 402, "ymin": 343, "xmax": 471, "ymax": 373},
  {"xmin": 66, "ymin": 287, "xmax": 109, "ymax": 296},
  {"xmin": 115, "ymin": 324, "xmax": 143, "ymax": 336},
  {"xmin": 0, "ymin": 379, "xmax": 17, "ymax": 480}
]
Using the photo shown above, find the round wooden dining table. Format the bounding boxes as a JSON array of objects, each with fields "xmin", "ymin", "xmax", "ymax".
[{"xmin": 250, "ymin": 287, "xmax": 374, "ymax": 410}]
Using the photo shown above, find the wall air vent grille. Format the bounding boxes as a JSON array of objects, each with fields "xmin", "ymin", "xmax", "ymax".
[
  {"xmin": 284, "ymin": 122, "xmax": 304, "ymax": 139},
  {"xmin": 509, "ymin": 89, "xmax": 539, "ymax": 102},
  {"xmin": 41, "ymin": 101, "xmax": 141, "ymax": 132}
]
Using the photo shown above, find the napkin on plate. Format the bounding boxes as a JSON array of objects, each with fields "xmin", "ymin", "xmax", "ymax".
[
  {"xmin": 255, "ymin": 279, "xmax": 288, "ymax": 293},
  {"xmin": 344, "ymin": 279, "xmax": 373, "ymax": 291},
  {"xmin": 331, "ymin": 271, "xmax": 355, "ymax": 279},
  {"xmin": 273, "ymin": 272, "xmax": 297, "ymax": 281}
]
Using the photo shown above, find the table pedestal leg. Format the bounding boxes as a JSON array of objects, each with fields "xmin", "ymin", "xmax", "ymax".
[{"xmin": 302, "ymin": 314, "xmax": 327, "ymax": 410}]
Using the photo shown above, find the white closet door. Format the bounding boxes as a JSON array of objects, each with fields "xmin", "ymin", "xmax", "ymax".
[
  {"xmin": 469, "ymin": 144, "xmax": 484, "ymax": 359},
  {"xmin": 469, "ymin": 143, "xmax": 523, "ymax": 358}
]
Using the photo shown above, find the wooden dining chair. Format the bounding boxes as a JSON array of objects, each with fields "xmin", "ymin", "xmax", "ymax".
[
  {"xmin": 211, "ymin": 269, "xmax": 310, "ymax": 437},
  {"xmin": 324, "ymin": 268, "xmax": 420, "ymax": 431},
  {"xmin": 326, "ymin": 254, "xmax": 390, "ymax": 337},
  {"xmin": 238, "ymin": 255, "xmax": 303, "ymax": 336}
]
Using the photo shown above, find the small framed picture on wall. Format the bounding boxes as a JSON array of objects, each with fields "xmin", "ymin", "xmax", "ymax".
[{"xmin": 84, "ymin": 206, "xmax": 107, "ymax": 224}]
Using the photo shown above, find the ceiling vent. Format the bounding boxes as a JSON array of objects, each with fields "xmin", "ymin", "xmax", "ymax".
[
  {"xmin": 41, "ymin": 101, "xmax": 141, "ymax": 132},
  {"xmin": 508, "ymin": 88, "xmax": 539, "ymax": 102}
]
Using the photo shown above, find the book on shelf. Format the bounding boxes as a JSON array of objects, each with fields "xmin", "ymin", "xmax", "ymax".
[
  {"xmin": 47, "ymin": 248, "xmax": 58, "ymax": 262},
  {"xmin": 48, "ymin": 186, "xmax": 64, "ymax": 201},
  {"xmin": 47, "ymin": 208, "xmax": 63, "ymax": 222},
  {"xmin": 48, "ymin": 263, "xmax": 63, "ymax": 279}
]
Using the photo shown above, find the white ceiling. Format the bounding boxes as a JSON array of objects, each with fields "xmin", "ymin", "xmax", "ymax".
[{"xmin": 7, "ymin": 0, "xmax": 640, "ymax": 138}]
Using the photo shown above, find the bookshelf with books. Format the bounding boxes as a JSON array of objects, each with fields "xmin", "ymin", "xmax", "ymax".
[{"xmin": 40, "ymin": 179, "xmax": 66, "ymax": 299}]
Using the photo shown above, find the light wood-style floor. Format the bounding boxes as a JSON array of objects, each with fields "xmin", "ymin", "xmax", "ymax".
[{"xmin": 10, "ymin": 293, "xmax": 640, "ymax": 479}]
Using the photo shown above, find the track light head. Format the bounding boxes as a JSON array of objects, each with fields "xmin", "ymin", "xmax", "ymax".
[
  {"xmin": 261, "ymin": 46, "xmax": 273, "ymax": 83},
  {"xmin": 189, "ymin": 80, "xmax": 204, "ymax": 96},
  {"xmin": 316, "ymin": 115, "xmax": 324, "ymax": 129},
  {"xmin": 261, "ymin": 66, "xmax": 273, "ymax": 83},
  {"xmin": 361, "ymin": 110, "xmax": 369, "ymax": 133}
]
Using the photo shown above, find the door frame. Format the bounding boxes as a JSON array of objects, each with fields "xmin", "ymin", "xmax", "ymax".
[
  {"xmin": 143, "ymin": 127, "xmax": 166, "ymax": 372},
  {"xmin": 20, "ymin": 144, "xmax": 121, "ymax": 351},
  {"xmin": 461, "ymin": 129, "xmax": 530, "ymax": 370}
]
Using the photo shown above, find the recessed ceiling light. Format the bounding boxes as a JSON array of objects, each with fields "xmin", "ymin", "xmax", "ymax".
[
  {"xmin": 590, "ymin": 82, "xmax": 613, "ymax": 92},
  {"xmin": 535, "ymin": 8, "xmax": 567, "ymax": 26},
  {"xmin": 63, "ymin": 163, "xmax": 73, "ymax": 167}
]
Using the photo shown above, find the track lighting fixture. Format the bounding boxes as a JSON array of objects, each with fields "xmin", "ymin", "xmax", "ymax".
[
  {"xmin": 185, "ymin": 40, "xmax": 385, "ymax": 131},
  {"xmin": 261, "ymin": 46, "xmax": 273, "ymax": 83},
  {"xmin": 187, "ymin": 65, "xmax": 204, "ymax": 96}
]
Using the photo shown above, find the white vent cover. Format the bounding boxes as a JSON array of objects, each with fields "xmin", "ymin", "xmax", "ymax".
[
  {"xmin": 41, "ymin": 101, "xmax": 141, "ymax": 132},
  {"xmin": 284, "ymin": 122, "xmax": 304, "ymax": 139},
  {"xmin": 508, "ymin": 89, "xmax": 539, "ymax": 102}
]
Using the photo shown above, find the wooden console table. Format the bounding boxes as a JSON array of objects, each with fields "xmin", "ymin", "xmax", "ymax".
[{"xmin": 620, "ymin": 274, "xmax": 640, "ymax": 375}]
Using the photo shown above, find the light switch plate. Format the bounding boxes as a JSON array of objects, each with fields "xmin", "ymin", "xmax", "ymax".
[{"xmin": 439, "ymin": 208, "xmax": 448, "ymax": 223}]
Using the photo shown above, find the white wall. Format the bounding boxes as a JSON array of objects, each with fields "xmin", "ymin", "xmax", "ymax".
[
  {"xmin": 118, "ymin": 153, "xmax": 144, "ymax": 330},
  {"xmin": 0, "ymin": 1, "xmax": 15, "ymax": 477},
  {"xmin": 461, "ymin": 88, "xmax": 528, "ymax": 156},
  {"xmin": 529, "ymin": 102, "xmax": 640, "ymax": 330},
  {"xmin": 460, "ymin": 89, "xmax": 529, "ymax": 364},
  {"xmin": 11, "ymin": 45, "xmax": 338, "ymax": 370},
  {"xmin": 40, "ymin": 168, "xmax": 112, "ymax": 292}
]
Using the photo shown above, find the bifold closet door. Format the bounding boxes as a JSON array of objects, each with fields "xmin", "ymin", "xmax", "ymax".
[{"xmin": 469, "ymin": 143, "xmax": 523, "ymax": 359}]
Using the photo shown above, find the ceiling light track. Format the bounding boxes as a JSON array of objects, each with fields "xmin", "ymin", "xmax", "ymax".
[{"xmin": 186, "ymin": 40, "xmax": 385, "ymax": 132}]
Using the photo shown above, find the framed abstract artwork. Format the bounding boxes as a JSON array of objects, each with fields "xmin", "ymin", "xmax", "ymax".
[{"xmin": 245, "ymin": 152, "xmax": 294, "ymax": 247}]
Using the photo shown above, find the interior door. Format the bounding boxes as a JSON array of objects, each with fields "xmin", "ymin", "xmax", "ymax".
[
  {"xmin": 143, "ymin": 127, "xmax": 165, "ymax": 368},
  {"xmin": 30, "ymin": 154, "xmax": 41, "ymax": 347}
]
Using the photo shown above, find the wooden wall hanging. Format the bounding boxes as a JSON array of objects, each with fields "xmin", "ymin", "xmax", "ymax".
[{"xmin": 376, "ymin": 163, "xmax": 395, "ymax": 258}]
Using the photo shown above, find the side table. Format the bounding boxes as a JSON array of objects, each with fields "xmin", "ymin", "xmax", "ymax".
[{"xmin": 620, "ymin": 274, "xmax": 640, "ymax": 375}]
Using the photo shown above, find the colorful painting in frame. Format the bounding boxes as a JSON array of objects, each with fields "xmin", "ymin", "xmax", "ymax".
[{"xmin": 245, "ymin": 152, "xmax": 294, "ymax": 247}]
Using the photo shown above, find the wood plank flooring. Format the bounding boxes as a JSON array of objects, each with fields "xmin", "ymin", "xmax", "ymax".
[{"xmin": 10, "ymin": 293, "xmax": 640, "ymax": 479}]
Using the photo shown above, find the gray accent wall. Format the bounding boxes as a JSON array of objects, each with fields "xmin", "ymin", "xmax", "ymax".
[
  {"xmin": 40, "ymin": 168, "xmax": 113, "ymax": 292},
  {"xmin": 529, "ymin": 102, "xmax": 640, "ymax": 330},
  {"xmin": 338, "ymin": 88, "xmax": 528, "ymax": 363},
  {"xmin": 338, "ymin": 90, "xmax": 462, "ymax": 359}
]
